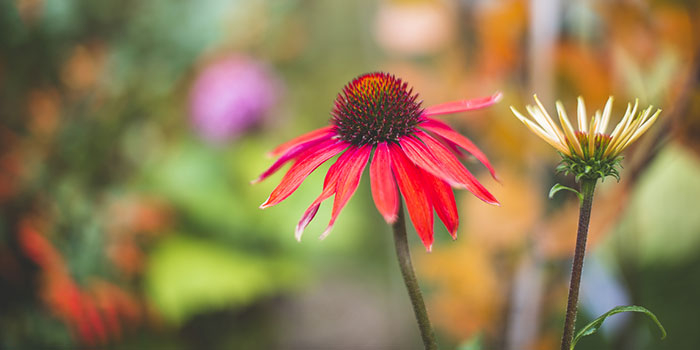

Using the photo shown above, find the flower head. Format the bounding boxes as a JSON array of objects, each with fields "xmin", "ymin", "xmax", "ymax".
[
  {"xmin": 189, "ymin": 55, "xmax": 280, "ymax": 144},
  {"xmin": 511, "ymin": 95, "xmax": 661, "ymax": 181},
  {"xmin": 255, "ymin": 72, "xmax": 501, "ymax": 251}
]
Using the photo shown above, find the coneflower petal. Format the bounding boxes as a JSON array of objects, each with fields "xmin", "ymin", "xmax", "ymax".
[
  {"xmin": 597, "ymin": 96, "xmax": 614, "ymax": 135},
  {"xmin": 511, "ymin": 106, "xmax": 570, "ymax": 154},
  {"xmin": 320, "ymin": 145, "xmax": 372, "ymax": 239},
  {"xmin": 609, "ymin": 108, "xmax": 650, "ymax": 155},
  {"xmin": 268, "ymin": 126, "xmax": 334, "ymax": 157},
  {"xmin": 420, "ymin": 118, "xmax": 497, "ymax": 179},
  {"xmin": 608, "ymin": 106, "xmax": 649, "ymax": 155},
  {"xmin": 296, "ymin": 203, "xmax": 320, "ymax": 241},
  {"xmin": 295, "ymin": 147, "xmax": 351, "ymax": 240},
  {"xmin": 389, "ymin": 143, "xmax": 434, "ymax": 251},
  {"xmin": 260, "ymin": 140, "xmax": 348, "ymax": 209},
  {"xmin": 422, "ymin": 170, "xmax": 458, "ymax": 239},
  {"xmin": 442, "ymin": 138, "xmax": 468, "ymax": 157},
  {"xmin": 254, "ymin": 136, "xmax": 332, "ymax": 184},
  {"xmin": 619, "ymin": 109, "xmax": 661, "ymax": 152},
  {"xmin": 577, "ymin": 96, "xmax": 588, "ymax": 133},
  {"xmin": 555, "ymin": 101, "xmax": 584, "ymax": 158},
  {"xmin": 370, "ymin": 142, "xmax": 399, "ymax": 223},
  {"xmin": 611, "ymin": 102, "xmax": 636, "ymax": 142},
  {"xmin": 608, "ymin": 102, "xmax": 634, "ymax": 142},
  {"xmin": 402, "ymin": 133, "xmax": 499, "ymax": 205},
  {"xmin": 588, "ymin": 112, "xmax": 599, "ymax": 156},
  {"xmin": 422, "ymin": 92, "xmax": 502, "ymax": 117},
  {"xmin": 603, "ymin": 102, "xmax": 631, "ymax": 158},
  {"xmin": 533, "ymin": 95, "xmax": 568, "ymax": 146},
  {"xmin": 526, "ymin": 104, "xmax": 560, "ymax": 140}
]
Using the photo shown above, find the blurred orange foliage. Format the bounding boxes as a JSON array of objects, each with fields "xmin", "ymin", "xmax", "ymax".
[{"xmin": 18, "ymin": 218, "xmax": 143, "ymax": 346}]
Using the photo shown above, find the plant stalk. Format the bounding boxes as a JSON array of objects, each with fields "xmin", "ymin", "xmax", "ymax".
[
  {"xmin": 561, "ymin": 179, "xmax": 597, "ymax": 350},
  {"xmin": 392, "ymin": 201, "xmax": 438, "ymax": 350}
]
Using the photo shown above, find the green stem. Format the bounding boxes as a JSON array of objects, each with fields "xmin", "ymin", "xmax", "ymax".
[
  {"xmin": 561, "ymin": 179, "xmax": 597, "ymax": 350},
  {"xmin": 392, "ymin": 201, "xmax": 438, "ymax": 350}
]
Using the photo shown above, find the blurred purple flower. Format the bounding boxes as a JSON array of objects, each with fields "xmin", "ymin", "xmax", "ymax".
[{"xmin": 189, "ymin": 55, "xmax": 280, "ymax": 144}]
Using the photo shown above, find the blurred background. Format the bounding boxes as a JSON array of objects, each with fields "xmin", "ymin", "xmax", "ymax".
[{"xmin": 1, "ymin": 0, "xmax": 699, "ymax": 349}]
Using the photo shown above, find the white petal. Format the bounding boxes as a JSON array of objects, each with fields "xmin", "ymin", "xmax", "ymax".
[
  {"xmin": 608, "ymin": 99, "xmax": 638, "ymax": 150},
  {"xmin": 533, "ymin": 95, "xmax": 568, "ymax": 146},
  {"xmin": 617, "ymin": 109, "xmax": 661, "ymax": 153},
  {"xmin": 526, "ymin": 104, "xmax": 558, "ymax": 138},
  {"xmin": 577, "ymin": 96, "xmax": 588, "ymax": 133},
  {"xmin": 512, "ymin": 106, "xmax": 570, "ymax": 155},
  {"xmin": 556, "ymin": 101, "xmax": 583, "ymax": 158},
  {"xmin": 597, "ymin": 96, "xmax": 614, "ymax": 134}
]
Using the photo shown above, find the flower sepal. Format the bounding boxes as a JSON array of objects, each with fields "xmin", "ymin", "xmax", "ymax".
[{"xmin": 556, "ymin": 152, "xmax": 623, "ymax": 182}]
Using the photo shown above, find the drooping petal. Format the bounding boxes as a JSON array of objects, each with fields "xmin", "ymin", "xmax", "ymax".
[
  {"xmin": 253, "ymin": 135, "xmax": 332, "ymax": 184},
  {"xmin": 268, "ymin": 126, "xmax": 334, "ymax": 157},
  {"xmin": 422, "ymin": 92, "xmax": 502, "ymax": 117},
  {"xmin": 421, "ymin": 169, "xmax": 458, "ymax": 239},
  {"xmin": 296, "ymin": 203, "xmax": 320, "ymax": 241},
  {"xmin": 295, "ymin": 146, "xmax": 351, "ymax": 240},
  {"xmin": 321, "ymin": 145, "xmax": 372, "ymax": 239},
  {"xmin": 370, "ymin": 142, "xmax": 399, "ymax": 223},
  {"xmin": 420, "ymin": 118, "xmax": 497, "ymax": 179},
  {"xmin": 401, "ymin": 133, "xmax": 499, "ymax": 205},
  {"xmin": 260, "ymin": 140, "xmax": 348, "ymax": 208},
  {"xmin": 389, "ymin": 143, "xmax": 434, "ymax": 251},
  {"xmin": 400, "ymin": 135, "xmax": 458, "ymax": 185},
  {"xmin": 441, "ymin": 138, "xmax": 468, "ymax": 157}
]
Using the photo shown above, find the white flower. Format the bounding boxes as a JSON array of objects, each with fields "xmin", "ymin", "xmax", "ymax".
[{"xmin": 511, "ymin": 95, "xmax": 661, "ymax": 161}]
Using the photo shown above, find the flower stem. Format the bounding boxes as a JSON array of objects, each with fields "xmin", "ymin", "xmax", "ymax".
[
  {"xmin": 392, "ymin": 201, "xmax": 438, "ymax": 350},
  {"xmin": 560, "ymin": 179, "xmax": 597, "ymax": 350}
]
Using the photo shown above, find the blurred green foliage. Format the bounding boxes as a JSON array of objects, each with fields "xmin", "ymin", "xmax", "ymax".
[{"xmin": 146, "ymin": 234, "xmax": 302, "ymax": 324}]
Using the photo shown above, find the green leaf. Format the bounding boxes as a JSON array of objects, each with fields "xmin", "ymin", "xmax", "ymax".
[
  {"xmin": 571, "ymin": 305, "xmax": 667, "ymax": 350},
  {"xmin": 549, "ymin": 183, "xmax": 583, "ymax": 202}
]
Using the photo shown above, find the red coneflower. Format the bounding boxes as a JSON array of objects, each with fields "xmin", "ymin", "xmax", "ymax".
[{"xmin": 255, "ymin": 72, "xmax": 500, "ymax": 251}]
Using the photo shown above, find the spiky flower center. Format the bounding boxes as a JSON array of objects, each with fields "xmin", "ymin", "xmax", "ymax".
[{"xmin": 331, "ymin": 72, "xmax": 423, "ymax": 145}]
